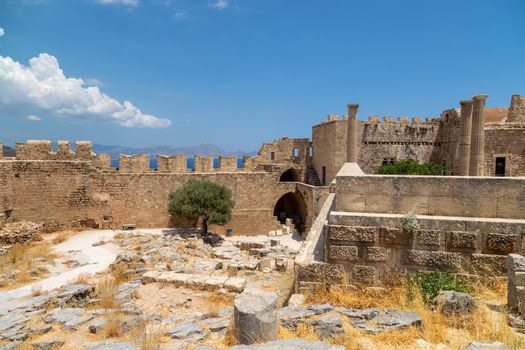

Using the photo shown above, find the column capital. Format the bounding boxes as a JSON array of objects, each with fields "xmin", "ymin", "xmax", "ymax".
[
  {"xmin": 460, "ymin": 100, "xmax": 473, "ymax": 106},
  {"xmin": 347, "ymin": 103, "xmax": 359, "ymax": 109},
  {"xmin": 472, "ymin": 94, "xmax": 488, "ymax": 101}
]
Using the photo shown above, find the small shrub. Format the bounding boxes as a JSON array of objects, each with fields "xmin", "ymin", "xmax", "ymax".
[
  {"xmin": 409, "ymin": 270, "xmax": 469, "ymax": 304},
  {"xmin": 400, "ymin": 213, "xmax": 419, "ymax": 234},
  {"xmin": 377, "ymin": 160, "xmax": 446, "ymax": 175}
]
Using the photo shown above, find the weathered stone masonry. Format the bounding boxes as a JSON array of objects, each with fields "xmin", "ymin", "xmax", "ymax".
[
  {"xmin": 295, "ymin": 163, "xmax": 525, "ymax": 291},
  {"xmin": 0, "ymin": 138, "xmax": 330, "ymax": 235}
]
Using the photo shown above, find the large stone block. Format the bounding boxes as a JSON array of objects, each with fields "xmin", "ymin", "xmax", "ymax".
[
  {"xmin": 405, "ymin": 250, "xmax": 462, "ymax": 269},
  {"xmin": 381, "ymin": 227, "xmax": 410, "ymax": 246},
  {"xmin": 447, "ymin": 231, "xmax": 478, "ymax": 250},
  {"xmin": 366, "ymin": 247, "xmax": 391, "ymax": 262},
  {"xmin": 234, "ymin": 290, "xmax": 279, "ymax": 344},
  {"xmin": 352, "ymin": 265, "xmax": 376, "ymax": 284},
  {"xmin": 471, "ymin": 254, "xmax": 508, "ymax": 274},
  {"xmin": 328, "ymin": 225, "xmax": 376, "ymax": 243},
  {"xmin": 382, "ymin": 267, "xmax": 408, "ymax": 286},
  {"xmin": 417, "ymin": 229, "xmax": 442, "ymax": 247},
  {"xmin": 485, "ymin": 233, "xmax": 520, "ymax": 254},
  {"xmin": 328, "ymin": 245, "xmax": 359, "ymax": 261}
]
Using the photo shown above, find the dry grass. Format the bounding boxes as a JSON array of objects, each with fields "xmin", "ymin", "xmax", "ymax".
[
  {"xmin": 300, "ymin": 280, "xmax": 525, "ymax": 350},
  {"xmin": 104, "ymin": 311, "xmax": 123, "ymax": 338},
  {"xmin": 71, "ymin": 272, "xmax": 92, "ymax": 285},
  {"xmin": 110, "ymin": 262, "xmax": 130, "ymax": 285},
  {"xmin": 97, "ymin": 275, "xmax": 119, "ymax": 310},
  {"xmin": 202, "ymin": 291, "xmax": 234, "ymax": 318},
  {"xmin": 0, "ymin": 242, "xmax": 56, "ymax": 291},
  {"xmin": 130, "ymin": 318, "xmax": 164, "ymax": 350},
  {"xmin": 52, "ymin": 231, "xmax": 71, "ymax": 244}
]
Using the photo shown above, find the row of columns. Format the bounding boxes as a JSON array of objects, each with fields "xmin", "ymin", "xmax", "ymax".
[
  {"xmin": 345, "ymin": 94, "xmax": 488, "ymax": 176},
  {"xmin": 458, "ymin": 95, "xmax": 488, "ymax": 176}
]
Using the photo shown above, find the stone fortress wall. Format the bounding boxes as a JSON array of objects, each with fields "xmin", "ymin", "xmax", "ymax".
[
  {"xmin": 312, "ymin": 95, "xmax": 525, "ymax": 183},
  {"xmin": 295, "ymin": 163, "xmax": 525, "ymax": 292},
  {"xmin": 0, "ymin": 138, "xmax": 330, "ymax": 235}
]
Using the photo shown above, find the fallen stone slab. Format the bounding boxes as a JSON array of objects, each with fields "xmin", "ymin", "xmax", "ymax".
[
  {"xmin": 32, "ymin": 339, "xmax": 65, "ymax": 350},
  {"xmin": 337, "ymin": 308, "xmax": 422, "ymax": 334},
  {"xmin": 89, "ymin": 319, "xmax": 107, "ymax": 334},
  {"xmin": 81, "ymin": 341, "xmax": 137, "ymax": 350},
  {"xmin": 165, "ymin": 321, "xmax": 207, "ymax": 340},
  {"xmin": 308, "ymin": 314, "xmax": 344, "ymax": 339},
  {"xmin": 229, "ymin": 338, "xmax": 346, "ymax": 350},
  {"xmin": 278, "ymin": 304, "xmax": 333, "ymax": 330},
  {"xmin": 203, "ymin": 317, "xmax": 230, "ymax": 332},
  {"xmin": 64, "ymin": 315, "xmax": 94, "ymax": 330},
  {"xmin": 44, "ymin": 308, "xmax": 86, "ymax": 324},
  {"xmin": 224, "ymin": 277, "xmax": 247, "ymax": 293},
  {"xmin": 0, "ymin": 312, "xmax": 30, "ymax": 333},
  {"xmin": 464, "ymin": 341, "xmax": 511, "ymax": 350},
  {"xmin": 141, "ymin": 271, "xmax": 246, "ymax": 293}
]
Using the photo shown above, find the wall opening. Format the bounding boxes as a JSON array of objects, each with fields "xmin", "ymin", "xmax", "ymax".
[
  {"xmin": 495, "ymin": 157, "xmax": 506, "ymax": 177},
  {"xmin": 279, "ymin": 168, "xmax": 300, "ymax": 182},
  {"xmin": 293, "ymin": 148, "xmax": 299, "ymax": 158},
  {"xmin": 273, "ymin": 191, "xmax": 307, "ymax": 233},
  {"xmin": 270, "ymin": 152, "xmax": 275, "ymax": 161},
  {"xmin": 322, "ymin": 166, "xmax": 326, "ymax": 186}
]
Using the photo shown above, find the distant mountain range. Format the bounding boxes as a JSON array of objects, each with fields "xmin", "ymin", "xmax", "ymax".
[
  {"xmin": 1, "ymin": 143, "xmax": 256, "ymax": 158},
  {"xmin": 2, "ymin": 146, "xmax": 15, "ymax": 157},
  {"xmin": 93, "ymin": 144, "xmax": 256, "ymax": 158}
]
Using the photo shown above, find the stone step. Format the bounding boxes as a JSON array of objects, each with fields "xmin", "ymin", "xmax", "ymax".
[{"xmin": 141, "ymin": 271, "xmax": 246, "ymax": 293}]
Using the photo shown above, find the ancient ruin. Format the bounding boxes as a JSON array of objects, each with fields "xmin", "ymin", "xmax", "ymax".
[{"xmin": 0, "ymin": 94, "xmax": 524, "ymax": 349}]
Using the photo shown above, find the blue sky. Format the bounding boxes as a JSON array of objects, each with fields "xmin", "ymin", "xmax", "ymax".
[{"xmin": 0, "ymin": 0, "xmax": 524, "ymax": 151}]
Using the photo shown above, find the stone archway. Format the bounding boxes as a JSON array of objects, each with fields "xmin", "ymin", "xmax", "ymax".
[
  {"xmin": 279, "ymin": 168, "xmax": 301, "ymax": 182},
  {"xmin": 273, "ymin": 191, "xmax": 307, "ymax": 233}
]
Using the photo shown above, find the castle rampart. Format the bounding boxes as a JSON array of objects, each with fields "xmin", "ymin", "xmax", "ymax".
[{"xmin": 1, "ymin": 138, "xmax": 329, "ymax": 235}]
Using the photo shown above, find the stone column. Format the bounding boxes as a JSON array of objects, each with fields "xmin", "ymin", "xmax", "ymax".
[
  {"xmin": 458, "ymin": 100, "xmax": 473, "ymax": 176},
  {"xmin": 469, "ymin": 95, "xmax": 488, "ymax": 176},
  {"xmin": 346, "ymin": 103, "xmax": 359, "ymax": 163}
]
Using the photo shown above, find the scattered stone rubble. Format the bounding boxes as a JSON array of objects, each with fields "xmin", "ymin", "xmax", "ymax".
[{"xmin": 0, "ymin": 221, "xmax": 43, "ymax": 255}]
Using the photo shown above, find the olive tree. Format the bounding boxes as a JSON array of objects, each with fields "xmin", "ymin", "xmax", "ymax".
[{"xmin": 168, "ymin": 180, "xmax": 234, "ymax": 235}]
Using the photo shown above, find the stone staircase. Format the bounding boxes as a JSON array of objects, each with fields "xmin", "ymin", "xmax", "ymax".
[{"xmin": 305, "ymin": 159, "xmax": 322, "ymax": 186}]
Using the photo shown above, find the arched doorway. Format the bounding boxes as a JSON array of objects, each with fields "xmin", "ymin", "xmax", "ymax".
[
  {"xmin": 273, "ymin": 191, "xmax": 307, "ymax": 233},
  {"xmin": 279, "ymin": 168, "xmax": 300, "ymax": 182}
]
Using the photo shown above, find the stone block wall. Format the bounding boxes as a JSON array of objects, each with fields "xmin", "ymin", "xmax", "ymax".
[
  {"xmin": 218, "ymin": 155, "xmax": 237, "ymax": 172},
  {"xmin": 0, "ymin": 156, "xmax": 321, "ymax": 235},
  {"xmin": 326, "ymin": 212, "xmax": 525, "ymax": 285},
  {"xmin": 157, "ymin": 155, "xmax": 187, "ymax": 173},
  {"xmin": 119, "ymin": 154, "xmax": 150, "ymax": 173},
  {"xmin": 194, "ymin": 155, "xmax": 214, "ymax": 172},
  {"xmin": 508, "ymin": 254, "xmax": 525, "ymax": 325},
  {"xmin": 335, "ymin": 171, "xmax": 525, "ymax": 220},
  {"xmin": 484, "ymin": 124, "xmax": 525, "ymax": 176}
]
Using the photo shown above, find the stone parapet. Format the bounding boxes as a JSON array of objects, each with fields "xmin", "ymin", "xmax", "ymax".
[{"xmin": 325, "ymin": 212, "xmax": 525, "ymax": 285}]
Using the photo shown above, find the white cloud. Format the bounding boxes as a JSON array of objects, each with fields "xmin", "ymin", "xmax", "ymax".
[
  {"xmin": 25, "ymin": 114, "xmax": 41, "ymax": 121},
  {"xmin": 210, "ymin": 0, "xmax": 228, "ymax": 10},
  {"xmin": 0, "ymin": 27, "xmax": 5, "ymax": 37},
  {"xmin": 96, "ymin": 0, "xmax": 139, "ymax": 6},
  {"xmin": 85, "ymin": 78, "xmax": 103, "ymax": 87},
  {"xmin": 173, "ymin": 10, "xmax": 187, "ymax": 21},
  {"xmin": 0, "ymin": 53, "xmax": 172, "ymax": 128}
]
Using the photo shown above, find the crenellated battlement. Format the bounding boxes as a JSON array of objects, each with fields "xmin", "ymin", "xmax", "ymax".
[
  {"xmin": 15, "ymin": 140, "xmax": 94, "ymax": 161},
  {"xmin": 7, "ymin": 139, "xmax": 308, "ymax": 174}
]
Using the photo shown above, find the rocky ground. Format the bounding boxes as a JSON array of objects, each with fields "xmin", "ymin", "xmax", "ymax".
[{"xmin": 0, "ymin": 228, "xmax": 523, "ymax": 350}]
